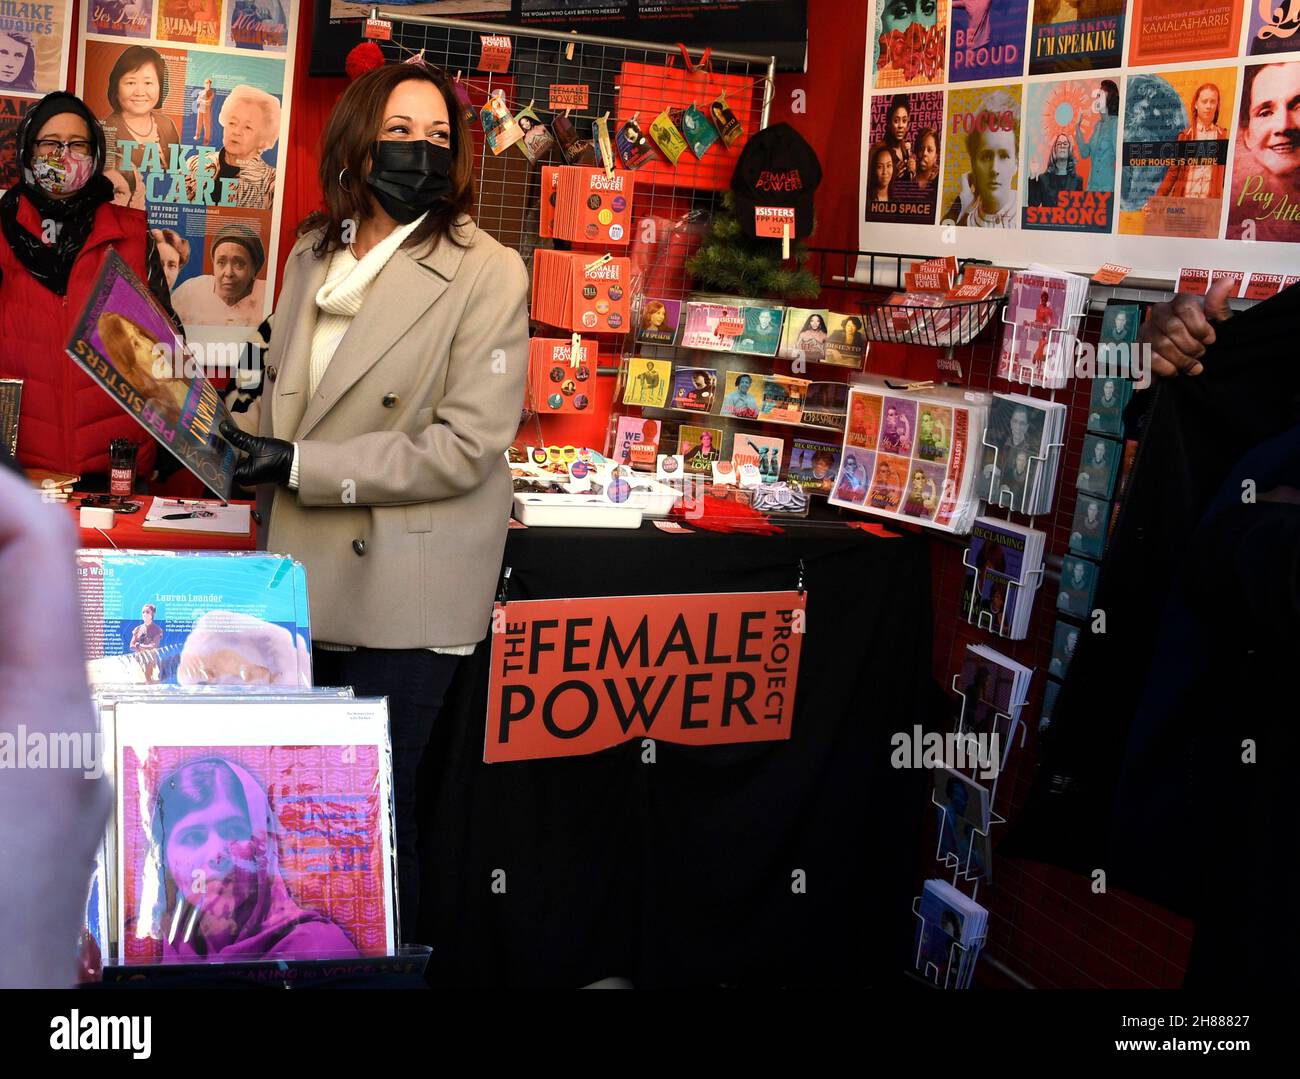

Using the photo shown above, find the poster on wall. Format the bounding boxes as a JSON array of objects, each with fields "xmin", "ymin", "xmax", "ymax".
[
  {"xmin": 0, "ymin": 95, "xmax": 38, "ymax": 188},
  {"xmin": 0, "ymin": 0, "xmax": 74, "ymax": 96},
  {"xmin": 1245, "ymin": 0, "xmax": 1300, "ymax": 55},
  {"xmin": 1227, "ymin": 59, "xmax": 1300, "ymax": 243},
  {"xmin": 950, "ymin": 0, "xmax": 1028, "ymax": 82},
  {"xmin": 1119, "ymin": 67, "xmax": 1237, "ymax": 240},
  {"xmin": 872, "ymin": 0, "xmax": 948, "ymax": 89},
  {"xmin": 941, "ymin": 84, "xmax": 1022, "ymax": 229},
  {"xmin": 1027, "ymin": 1, "xmax": 1124, "ymax": 76},
  {"xmin": 865, "ymin": 90, "xmax": 943, "ymax": 225},
  {"xmin": 1128, "ymin": 0, "xmax": 1245, "ymax": 66},
  {"xmin": 1023, "ymin": 77, "xmax": 1119, "ymax": 233},
  {"xmin": 77, "ymin": 8, "xmax": 297, "ymax": 345}
]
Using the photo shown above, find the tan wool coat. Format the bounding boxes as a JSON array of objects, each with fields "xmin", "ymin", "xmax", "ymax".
[{"xmin": 254, "ymin": 216, "xmax": 529, "ymax": 648}]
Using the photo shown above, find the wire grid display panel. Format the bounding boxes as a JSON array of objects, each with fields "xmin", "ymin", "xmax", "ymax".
[
  {"xmin": 922, "ymin": 279, "xmax": 1202, "ymax": 988},
  {"xmin": 378, "ymin": 13, "xmax": 772, "ymax": 330}
]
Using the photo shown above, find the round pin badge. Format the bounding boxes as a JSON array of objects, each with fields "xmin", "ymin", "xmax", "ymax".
[
  {"xmin": 531, "ymin": 448, "xmax": 548, "ymax": 464},
  {"xmin": 549, "ymin": 365, "xmax": 565, "ymax": 382},
  {"xmin": 562, "ymin": 379, "xmax": 576, "ymax": 395},
  {"xmin": 607, "ymin": 313, "xmax": 623, "ymax": 329},
  {"xmin": 609, "ymin": 224, "xmax": 624, "ymax": 241},
  {"xmin": 608, "ymin": 285, "xmax": 623, "ymax": 301},
  {"xmin": 598, "ymin": 208, "xmax": 613, "ymax": 226},
  {"xmin": 582, "ymin": 283, "xmax": 598, "ymax": 300},
  {"xmin": 587, "ymin": 194, "xmax": 602, "ymax": 210},
  {"xmin": 575, "ymin": 366, "xmax": 590, "ymax": 381},
  {"xmin": 581, "ymin": 311, "xmax": 598, "ymax": 328},
  {"xmin": 571, "ymin": 461, "xmax": 590, "ymax": 479},
  {"xmin": 547, "ymin": 393, "xmax": 563, "ymax": 409},
  {"xmin": 596, "ymin": 301, "xmax": 610, "ymax": 314},
  {"xmin": 607, "ymin": 477, "xmax": 631, "ymax": 503},
  {"xmin": 584, "ymin": 223, "xmax": 599, "ymax": 239},
  {"xmin": 612, "ymin": 195, "xmax": 627, "ymax": 212},
  {"xmin": 574, "ymin": 394, "xmax": 589, "ymax": 409}
]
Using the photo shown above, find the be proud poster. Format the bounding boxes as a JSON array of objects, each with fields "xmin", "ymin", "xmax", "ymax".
[{"xmin": 76, "ymin": 3, "xmax": 296, "ymax": 345}]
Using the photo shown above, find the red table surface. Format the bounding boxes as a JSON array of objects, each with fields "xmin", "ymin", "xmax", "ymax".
[{"xmin": 73, "ymin": 500, "xmax": 257, "ymax": 551}]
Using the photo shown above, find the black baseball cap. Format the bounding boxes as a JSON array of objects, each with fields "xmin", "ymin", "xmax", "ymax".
[{"xmin": 730, "ymin": 122, "xmax": 822, "ymax": 241}]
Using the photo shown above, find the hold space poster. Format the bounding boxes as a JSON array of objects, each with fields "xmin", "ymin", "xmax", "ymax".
[
  {"xmin": 858, "ymin": 0, "xmax": 1300, "ymax": 280},
  {"xmin": 76, "ymin": 3, "xmax": 297, "ymax": 346}
]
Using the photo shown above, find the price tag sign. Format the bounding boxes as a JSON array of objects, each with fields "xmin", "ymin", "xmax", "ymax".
[
  {"xmin": 1175, "ymin": 267, "xmax": 1210, "ymax": 295},
  {"xmin": 755, "ymin": 206, "xmax": 795, "ymax": 239},
  {"xmin": 478, "ymin": 34, "xmax": 512, "ymax": 73},
  {"xmin": 549, "ymin": 84, "xmax": 589, "ymax": 111},
  {"xmin": 363, "ymin": 18, "xmax": 392, "ymax": 40},
  {"xmin": 1091, "ymin": 262, "xmax": 1130, "ymax": 286}
]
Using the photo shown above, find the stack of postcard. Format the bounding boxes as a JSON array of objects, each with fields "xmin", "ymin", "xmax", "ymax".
[
  {"xmin": 915, "ymin": 878, "xmax": 988, "ymax": 988},
  {"xmin": 977, "ymin": 393, "xmax": 1068, "ymax": 515},
  {"xmin": 932, "ymin": 768, "xmax": 994, "ymax": 884},
  {"xmin": 827, "ymin": 381, "xmax": 988, "ymax": 534},
  {"xmin": 961, "ymin": 516, "xmax": 1046, "ymax": 640},
  {"xmin": 996, "ymin": 264, "xmax": 1089, "ymax": 388},
  {"xmin": 778, "ymin": 308, "xmax": 868, "ymax": 368},
  {"xmin": 955, "ymin": 644, "xmax": 1032, "ymax": 758}
]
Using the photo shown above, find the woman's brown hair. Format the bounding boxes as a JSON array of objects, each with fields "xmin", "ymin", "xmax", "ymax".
[{"xmin": 300, "ymin": 63, "xmax": 475, "ymax": 257}]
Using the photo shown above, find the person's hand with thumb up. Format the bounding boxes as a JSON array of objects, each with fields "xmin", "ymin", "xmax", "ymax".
[{"xmin": 1140, "ymin": 275, "xmax": 1237, "ymax": 379}]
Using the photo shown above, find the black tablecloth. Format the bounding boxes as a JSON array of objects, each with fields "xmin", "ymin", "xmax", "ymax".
[{"xmin": 415, "ymin": 514, "xmax": 937, "ymax": 988}]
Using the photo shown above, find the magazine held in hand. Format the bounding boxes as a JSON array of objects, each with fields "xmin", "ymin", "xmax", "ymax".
[{"xmin": 64, "ymin": 248, "xmax": 239, "ymax": 500}]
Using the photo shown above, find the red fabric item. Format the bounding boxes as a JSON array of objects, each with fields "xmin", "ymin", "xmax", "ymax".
[
  {"xmin": 345, "ymin": 41, "xmax": 385, "ymax": 81},
  {"xmin": 669, "ymin": 493, "xmax": 783, "ymax": 534},
  {"xmin": 0, "ymin": 195, "xmax": 157, "ymax": 479},
  {"xmin": 73, "ymin": 499, "xmax": 257, "ymax": 550}
]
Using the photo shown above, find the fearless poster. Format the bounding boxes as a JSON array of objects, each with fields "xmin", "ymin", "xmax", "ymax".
[{"xmin": 485, "ymin": 592, "xmax": 806, "ymax": 763}]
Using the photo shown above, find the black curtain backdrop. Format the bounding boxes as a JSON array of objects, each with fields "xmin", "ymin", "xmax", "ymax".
[{"xmin": 415, "ymin": 518, "xmax": 938, "ymax": 988}]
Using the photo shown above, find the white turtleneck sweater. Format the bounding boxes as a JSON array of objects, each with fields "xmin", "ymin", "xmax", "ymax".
[{"xmin": 288, "ymin": 214, "xmax": 476, "ymax": 657}]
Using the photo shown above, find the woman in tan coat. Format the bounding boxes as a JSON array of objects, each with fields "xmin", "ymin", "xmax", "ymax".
[{"xmin": 220, "ymin": 62, "xmax": 529, "ymax": 934}]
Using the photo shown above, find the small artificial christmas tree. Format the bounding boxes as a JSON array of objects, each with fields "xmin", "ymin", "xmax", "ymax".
[{"xmin": 686, "ymin": 191, "xmax": 820, "ymax": 301}]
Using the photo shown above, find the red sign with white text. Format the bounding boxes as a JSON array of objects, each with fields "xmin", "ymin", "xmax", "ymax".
[{"xmin": 485, "ymin": 592, "xmax": 805, "ymax": 762}]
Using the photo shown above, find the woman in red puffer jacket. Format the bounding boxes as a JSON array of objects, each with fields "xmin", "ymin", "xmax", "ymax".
[{"xmin": 0, "ymin": 91, "xmax": 182, "ymax": 487}]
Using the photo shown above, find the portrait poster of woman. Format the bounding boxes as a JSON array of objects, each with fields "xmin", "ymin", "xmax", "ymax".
[
  {"xmin": 1023, "ymin": 78, "xmax": 1117, "ymax": 233},
  {"xmin": 1119, "ymin": 68, "xmax": 1238, "ymax": 239},
  {"xmin": 115, "ymin": 698, "xmax": 397, "ymax": 963},
  {"xmin": 872, "ymin": 0, "xmax": 949, "ymax": 90},
  {"xmin": 90, "ymin": 0, "xmax": 153, "ymax": 38},
  {"xmin": 865, "ymin": 90, "xmax": 943, "ymax": 225}
]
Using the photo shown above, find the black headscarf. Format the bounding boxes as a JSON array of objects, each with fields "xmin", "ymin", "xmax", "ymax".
[{"xmin": 0, "ymin": 91, "xmax": 114, "ymax": 295}]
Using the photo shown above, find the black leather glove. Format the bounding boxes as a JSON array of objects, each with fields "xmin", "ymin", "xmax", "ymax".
[{"xmin": 219, "ymin": 420, "xmax": 294, "ymax": 488}]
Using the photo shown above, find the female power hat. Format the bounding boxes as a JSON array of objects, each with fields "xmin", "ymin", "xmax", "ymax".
[
  {"xmin": 211, "ymin": 222, "xmax": 265, "ymax": 275},
  {"xmin": 730, "ymin": 122, "xmax": 822, "ymax": 241}
]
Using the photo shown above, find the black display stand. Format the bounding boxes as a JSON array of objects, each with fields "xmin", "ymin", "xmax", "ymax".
[{"xmin": 416, "ymin": 510, "xmax": 938, "ymax": 988}]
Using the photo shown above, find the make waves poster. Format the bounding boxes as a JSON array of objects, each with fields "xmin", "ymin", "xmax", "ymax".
[
  {"xmin": 865, "ymin": 90, "xmax": 943, "ymax": 225},
  {"xmin": 78, "ymin": 9, "xmax": 297, "ymax": 345}
]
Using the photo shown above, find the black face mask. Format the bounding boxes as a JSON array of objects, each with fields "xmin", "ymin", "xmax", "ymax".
[{"xmin": 364, "ymin": 140, "xmax": 454, "ymax": 224}]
